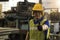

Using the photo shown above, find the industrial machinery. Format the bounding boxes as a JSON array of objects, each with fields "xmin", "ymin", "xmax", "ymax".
[
  {"xmin": 44, "ymin": 8, "xmax": 60, "ymax": 40},
  {"xmin": 16, "ymin": 0, "xmax": 35, "ymax": 40},
  {"xmin": 3, "ymin": 0, "xmax": 35, "ymax": 40},
  {"xmin": 50, "ymin": 11, "xmax": 60, "ymax": 22}
]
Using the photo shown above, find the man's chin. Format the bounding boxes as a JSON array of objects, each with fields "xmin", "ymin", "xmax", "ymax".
[
  {"xmin": 36, "ymin": 17, "xmax": 42, "ymax": 19},
  {"xmin": 36, "ymin": 17, "xmax": 39, "ymax": 19}
]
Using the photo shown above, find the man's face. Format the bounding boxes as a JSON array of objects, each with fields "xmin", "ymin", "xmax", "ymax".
[{"xmin": 33, "ymin": 11, "xmax": 43, "ymax": 19}]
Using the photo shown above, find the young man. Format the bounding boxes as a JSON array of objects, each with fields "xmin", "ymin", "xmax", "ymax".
[{"xmin": 29, "ymin": 3, "xmax": 50, "ymax": 40}]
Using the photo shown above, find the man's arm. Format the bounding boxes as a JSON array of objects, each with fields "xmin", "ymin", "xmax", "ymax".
[{"xmin": 37, "ymin": 20, "xmax": 50, "ymax": 31}]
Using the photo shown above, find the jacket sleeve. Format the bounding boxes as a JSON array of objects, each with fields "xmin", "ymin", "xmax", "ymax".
[
  {"xmin": 44, "ymin": 20, "xmax": 50, "ymax": 27},
  {"xmin": 37, "ymin": 20, "xmax": 50, "ymax": 31},
  {"xmin": 42, "ymin": 20, "xmax": 50, "ymax": 31}
]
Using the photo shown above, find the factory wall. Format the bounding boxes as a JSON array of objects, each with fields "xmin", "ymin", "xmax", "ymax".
[
  {"xmin": 0, "ymin": 0, "xmax": 39, "ymax": 12},
  {"xmin": 0, "ymin": 0, "xmax": 60, "ymax": 12},
  {"xmin": 0, "ymin": 0, "xmax": 24, "ymax": 12}
]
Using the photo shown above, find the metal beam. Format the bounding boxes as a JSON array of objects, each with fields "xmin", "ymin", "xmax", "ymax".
[{"xmin": 39, "ymin": 0, "xmax": 42, "ymax": 4}]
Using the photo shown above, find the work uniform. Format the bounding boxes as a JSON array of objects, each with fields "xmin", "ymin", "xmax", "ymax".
[
  {"xmin": 29, "ymin": 17, "xmax": 50, "ymax": 40},
  {"xmin": 28, "ymin": 3, "xmax": 50, "ymax": 40}
]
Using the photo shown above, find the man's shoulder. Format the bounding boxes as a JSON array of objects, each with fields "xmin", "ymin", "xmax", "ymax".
[{"xmin": 29, "ymin": 19, "xmax": 34, "ymax": 23}]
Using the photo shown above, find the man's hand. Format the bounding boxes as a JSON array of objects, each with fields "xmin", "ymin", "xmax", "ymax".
[
  {"xmin": 37, "ymin": 24, "xmax": 48, "ymax": 31},
  {"xmin": 37, "ymin": 25, "xmax": 42, "ymax": 31},
  {"xmin": 42, "ymin": 24, "xmax": 48, "ymax": 31}
]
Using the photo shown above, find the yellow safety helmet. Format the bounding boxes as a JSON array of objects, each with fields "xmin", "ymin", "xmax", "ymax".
[
  {"xmin": 32, "ymin": 3, "xmax": 44, "ymax": 16},
  {"xmin": 32, "ymin": 3, "xmax": 43, "ymax": 11}
]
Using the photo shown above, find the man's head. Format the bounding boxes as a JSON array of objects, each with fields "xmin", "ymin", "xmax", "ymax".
[{"xmin": 32, "ymin": 3, "xmax": 44, "ymax": 19}]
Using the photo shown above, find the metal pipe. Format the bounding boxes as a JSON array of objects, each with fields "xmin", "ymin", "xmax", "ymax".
[{"xmin": 39, "ymin": 0, "xmax": 42, "ymax": 4}]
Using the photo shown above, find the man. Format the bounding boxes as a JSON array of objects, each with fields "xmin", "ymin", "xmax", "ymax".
[{"xmin": 29, "ymin": 3, "xmax": 50, "ymax": 40}]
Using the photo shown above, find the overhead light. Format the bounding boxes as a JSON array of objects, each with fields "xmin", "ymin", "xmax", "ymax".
[
  {"xmin": 58, "ymin": 9, "xmax": 60, "ymax": 12},
  {"xmin": 56, "ymin": 0, "xmax": 60, "ymax": 8},
  {"xmin": 27, "ymin": 0, "xmax": 39, "ymax": 3}
]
